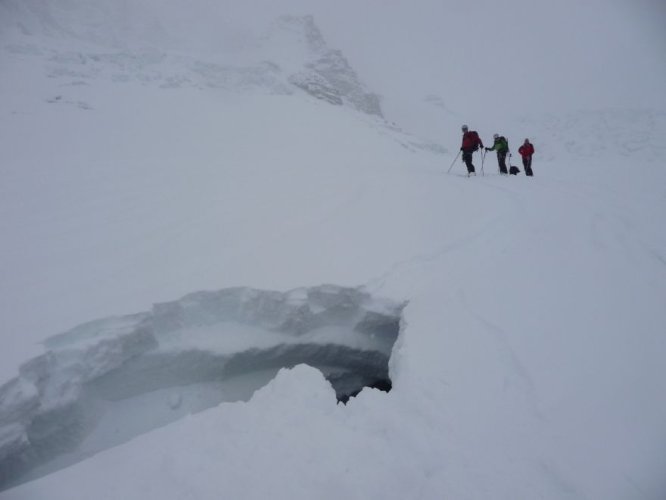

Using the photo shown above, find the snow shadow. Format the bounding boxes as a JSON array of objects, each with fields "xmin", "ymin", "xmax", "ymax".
[{"xmin": 0, "ymin": 285, "xmax": 404, "ymax": 491}]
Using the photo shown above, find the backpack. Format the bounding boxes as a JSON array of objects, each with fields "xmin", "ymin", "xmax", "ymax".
[
  {"xmin": 498, "ymin": 136, "xmax": 509, "ymax": 152},
  {"xmin": 509, "ymin": 166, "xmax": 520, "ymax": 175},
  {"xmin": 471, "ymin": 131, "xmax": 481, "ymax": 151},
  {"xmin": 463, "ymin": 131, "xmax": 481, "ymax": 151}
]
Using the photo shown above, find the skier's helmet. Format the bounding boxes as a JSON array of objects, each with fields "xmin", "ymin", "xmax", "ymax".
[
  {"xmin": 493, "ymin": 133, "xmax": 499, "ymax": 139},
  {"xmin": 461, "ymin": 125, "xmax": 468, "ymax": 132}
]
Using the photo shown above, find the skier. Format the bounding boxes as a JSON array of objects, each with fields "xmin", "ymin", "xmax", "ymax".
[
  {"xmin": 460, "ymin": 125, "xmax": 483, "ymax": 176},
  {"xmin": 518, "ymin": 138, "xmax": 535, "ymax": 176},
  {"xmin": 485, "ymin": 133, "xmax": 509, "ymax": 175}
]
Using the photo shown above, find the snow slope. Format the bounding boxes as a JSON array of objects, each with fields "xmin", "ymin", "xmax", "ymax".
[{"xmin": 1, "ymin": 3, "xmax": 666, "ymax": 500}]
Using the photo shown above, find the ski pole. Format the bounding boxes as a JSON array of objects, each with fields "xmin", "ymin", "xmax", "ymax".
[
  {"xmin": 447, "ymin": 150, "xmax": 461, "ymax": 173},
  {"xmin": 480, "ymin": 149, "xmax": 485, "ymax": 176}
]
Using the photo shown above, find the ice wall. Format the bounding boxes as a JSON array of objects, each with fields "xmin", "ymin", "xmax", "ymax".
[{"xmin": 0, "ymin": 285, "xmax": 404, "ymax": 490}]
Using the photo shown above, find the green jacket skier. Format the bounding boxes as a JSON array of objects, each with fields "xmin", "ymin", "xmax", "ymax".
[{"xmin": 485, "ymin": 134, "xmax": 509, "ymax": 175}]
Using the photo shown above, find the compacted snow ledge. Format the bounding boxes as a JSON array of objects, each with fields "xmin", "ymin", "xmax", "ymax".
[{"xmin": 0, "ymin": 285, "xmax": 404, "ymax": 491}]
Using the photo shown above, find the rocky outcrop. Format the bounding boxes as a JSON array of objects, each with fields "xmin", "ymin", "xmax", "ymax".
[{"xmin": 278, "ymin": 15, "xmax": 383, "ymax": 117}]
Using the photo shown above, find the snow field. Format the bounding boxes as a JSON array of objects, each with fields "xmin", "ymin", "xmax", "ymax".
[{"xmin": 1, "ymin": 3, "xmax": 666, "ymax": 498}]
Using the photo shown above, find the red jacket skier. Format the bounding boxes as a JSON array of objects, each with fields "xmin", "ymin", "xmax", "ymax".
[
  {"xmin": 518, "ymin": 139, "xmax": 535, "ymax": 176},
  {"xmin": 460, "ymin": 125, "xmax": 483, "ymax": 176}
]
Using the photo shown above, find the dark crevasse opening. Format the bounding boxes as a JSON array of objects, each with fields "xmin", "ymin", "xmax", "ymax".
[{"xmin": 0, "ymin": 285, "xmax": 405, "ymax": 491}]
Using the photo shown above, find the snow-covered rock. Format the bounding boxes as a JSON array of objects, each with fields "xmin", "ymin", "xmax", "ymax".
[{"xmin": 2, "ymin": 3, "xmax": 382, "ymax": 116}]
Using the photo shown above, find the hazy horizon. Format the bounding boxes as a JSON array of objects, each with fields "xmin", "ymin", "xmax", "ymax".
[{"xmin": 3, "ymin": 0, "xmax": 664, "ymax": 123}]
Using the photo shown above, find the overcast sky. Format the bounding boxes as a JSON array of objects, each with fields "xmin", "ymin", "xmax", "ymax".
[
  {"xmin": 213, "ymin": 0, "xmax": 665, "ymax": 123},
  {"xmin": 311, "ymin": 1, "xmax": 664, "ymax": 117}
]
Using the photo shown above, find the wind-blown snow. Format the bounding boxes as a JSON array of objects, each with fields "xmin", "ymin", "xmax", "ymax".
[{"xmin": 1, "ymin": 2, "xmax": 666, "ymax": 500}]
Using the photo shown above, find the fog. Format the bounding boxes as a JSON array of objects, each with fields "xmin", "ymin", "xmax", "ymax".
[
  {"xmin": 209, "ymin": 0, "xmax": 666, "ymax": 123},
  {"xmin": 5, "ymin": 0, "xmax": 663, "ymax": 126}
]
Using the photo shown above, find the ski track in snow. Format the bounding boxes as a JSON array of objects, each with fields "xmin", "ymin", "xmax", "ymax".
[
  {"xmin": 459, "ymin": 291, "xmax": 543, "ymax": 421},
  {"xmin": 363, "ymin": 211, "xmax": 505, "ymax": 295}
]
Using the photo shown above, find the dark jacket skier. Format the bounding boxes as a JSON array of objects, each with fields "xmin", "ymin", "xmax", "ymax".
[
  {"xmin": 518, "ymin": 139, "xmax": 535, "ymax": 176},
  {"xmin": 485, "ymin": 134, "xmax": 509, "ymax": 175},
  {"xmin": 460, "ymin": 125, "xmax": 484, "ymax": 176}
]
